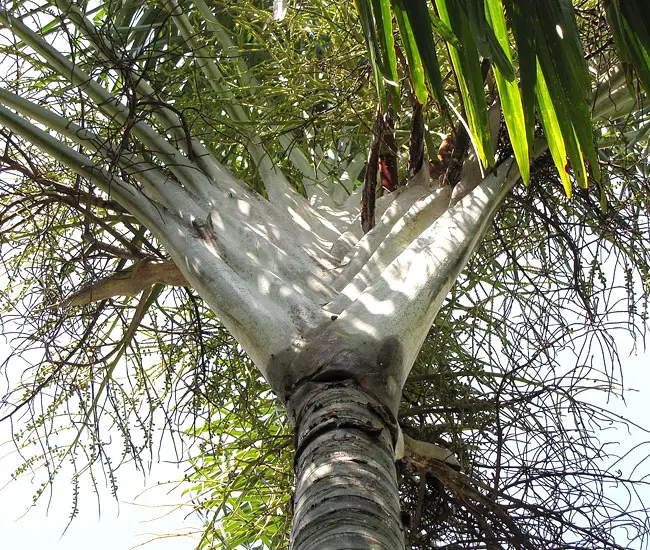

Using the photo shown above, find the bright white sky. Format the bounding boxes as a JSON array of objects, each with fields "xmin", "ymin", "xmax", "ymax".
[{"xmin": 0, "ymin": 401, "xmax": 202, "ymax": 549}]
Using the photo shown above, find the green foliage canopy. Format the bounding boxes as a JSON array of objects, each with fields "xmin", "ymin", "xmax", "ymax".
[{"xmin": 0, "ymin": 0, "xmax": 649, "ymax": 548}]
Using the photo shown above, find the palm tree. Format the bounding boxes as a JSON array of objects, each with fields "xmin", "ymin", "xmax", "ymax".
[{"xmin": 1, "ymin": 1, "xmax": 649, "ymax": 547}]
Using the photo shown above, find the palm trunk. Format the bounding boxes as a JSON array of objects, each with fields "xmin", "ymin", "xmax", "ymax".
[{"xmin": 289, "ymin": 381, "xmax": 404, "ymax": 549}]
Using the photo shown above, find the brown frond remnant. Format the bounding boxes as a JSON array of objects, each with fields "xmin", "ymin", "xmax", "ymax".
[
  {"xmin": 408, "ymin": 97, "xmax": 425, "ymax": 179},
  {"xmin": 379, "ymin": 109, "xmax": 398, "ymax": 193},
  {"xmin": 361, "ymin": 107, "xmax": 384, "ymax": 233}
]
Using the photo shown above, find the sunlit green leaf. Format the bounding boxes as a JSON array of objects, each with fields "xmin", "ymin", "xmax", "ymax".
[
  {"xmin": 535, "ymin": 0, "xmax": 599, "ymax": 183},
  {"xmin": 436, "ymin": 0, "xmax": 494, "ymax": 168},
  {"xmin": 485, "ymin": 0, "xmax": 530, "ymax": 184},
  {"xmin": 393, "ymin": 1, "xmax": 428, "ymax": 105},
  {"xmin": 371, "ymin": 0, "xmax": 400, "ymax": 106},
  {"xmin": 394, "ymin": 0, "xmax": 444, "ymax": 106},
  {"xmin": 354, "ymin": 0, "xmax": 387, "ymax": 104},
  {"xmin": 535, "ymin": 63, "xmax": 572, "ymax": 196},
  {"xmin": 461, "ymin": 0, "xmax": 514, "ymax": 81},
  {"xmin": 503, "ymin": 0, "xmax": 537, "ymax": 151}
]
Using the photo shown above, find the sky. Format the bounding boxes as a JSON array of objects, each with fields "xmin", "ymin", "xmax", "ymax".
[{"xmin": 0, "ymin": 408, "xmax": 203, "ymax": 550}]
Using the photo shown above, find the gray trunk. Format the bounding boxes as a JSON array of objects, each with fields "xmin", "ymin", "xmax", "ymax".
[{"xmin": 288, "ymin": 380, "xmax": 404, "ymax": 549}]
